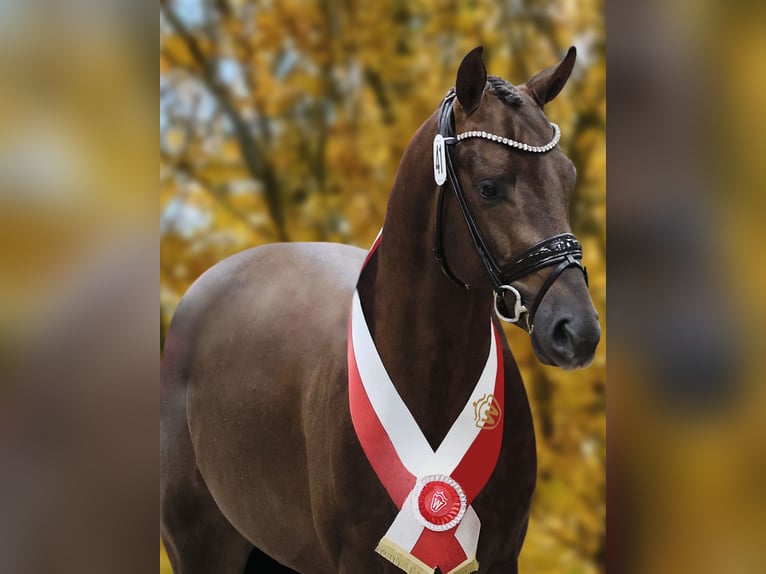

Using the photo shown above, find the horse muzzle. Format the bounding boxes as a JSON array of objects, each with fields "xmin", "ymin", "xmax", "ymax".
[{"xmin": 529, "ymin": 274, "xmax": 601, "ymax": 369}]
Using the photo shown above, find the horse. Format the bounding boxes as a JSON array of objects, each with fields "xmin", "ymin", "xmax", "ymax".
[{"xmin": 160, "ymin": 46, "xmax": 600, "ymax": 574}]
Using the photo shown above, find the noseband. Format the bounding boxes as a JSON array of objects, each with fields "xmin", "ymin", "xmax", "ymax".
[{"xmin": 432, "ymin": 89, "xmax": 588, "ymax": 331}]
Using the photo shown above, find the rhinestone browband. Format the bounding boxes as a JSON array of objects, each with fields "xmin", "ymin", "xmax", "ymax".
[{"xmin": 455, "ymin": 123, "xmax": 560, "ymax": 154}]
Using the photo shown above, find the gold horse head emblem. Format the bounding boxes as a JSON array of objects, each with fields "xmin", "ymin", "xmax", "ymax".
[{"xmin": 473, "ymin": 394, "xmax": 501, "ymax": 430}]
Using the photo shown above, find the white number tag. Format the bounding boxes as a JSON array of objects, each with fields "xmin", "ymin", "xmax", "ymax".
[{"xmin": 433, "ymin": 134, "xmax": 447, "ymax": 186}]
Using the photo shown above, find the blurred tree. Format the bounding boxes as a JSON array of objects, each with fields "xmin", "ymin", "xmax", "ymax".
[{"xmin": 160, "ymin": 1, "xmax": 605, "ymax": 572}]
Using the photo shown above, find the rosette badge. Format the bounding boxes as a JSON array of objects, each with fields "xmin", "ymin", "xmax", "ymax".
[
  {"xmin": 412, "ymin": 475, "xmax": 467, "ymax": 532},
  {"xmin": 473, "ymin": 393, "xmax": 502, "ymax": 430}
]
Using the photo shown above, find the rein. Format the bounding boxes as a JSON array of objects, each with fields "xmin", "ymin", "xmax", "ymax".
[{"xmin": 432, "ymin": 88, "xmax": 588, "ymax": 331}]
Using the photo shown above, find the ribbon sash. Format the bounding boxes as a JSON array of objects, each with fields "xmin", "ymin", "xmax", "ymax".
[{"xmin": 348, "ymin": 239, "xmax": 505, "ymax": 574}]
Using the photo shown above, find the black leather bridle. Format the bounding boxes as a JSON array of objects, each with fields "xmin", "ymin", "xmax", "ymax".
[{"xmin": 432, "ymin": 88, "xmax": 588, "ymax": 332}]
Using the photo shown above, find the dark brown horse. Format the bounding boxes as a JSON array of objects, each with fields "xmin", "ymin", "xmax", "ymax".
[{"xmin": 161, "ymin": 47, "xmax": 600, "ymax": 574}]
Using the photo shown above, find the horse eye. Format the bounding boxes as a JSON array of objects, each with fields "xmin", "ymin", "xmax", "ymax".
[{"xmin": 479, "ymin": 182, "xmax": 498, "ymax": 199}]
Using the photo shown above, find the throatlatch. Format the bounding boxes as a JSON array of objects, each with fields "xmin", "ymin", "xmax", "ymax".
[{"xmin": 432, "ymin": 88, "xmax": 588, "ymax": 331}]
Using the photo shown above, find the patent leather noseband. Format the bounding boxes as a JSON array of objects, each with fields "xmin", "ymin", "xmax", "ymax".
[{"xmin": 432, "ymin": 89, "xmax": 588, "ymax": 331}]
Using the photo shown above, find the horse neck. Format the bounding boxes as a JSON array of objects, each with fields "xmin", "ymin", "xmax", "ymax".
[{"xmin": 356, "ymin": 113, "xmax": 494, "ymax": 449}]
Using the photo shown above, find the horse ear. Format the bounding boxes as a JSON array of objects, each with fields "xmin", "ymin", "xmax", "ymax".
[
  {"xmin": 525, "ymin": 46, "xmax": 577, "ymax": 107},
  {"xmin": 456, "ymin": 46, "xmax": 487, "ymax": 115}
]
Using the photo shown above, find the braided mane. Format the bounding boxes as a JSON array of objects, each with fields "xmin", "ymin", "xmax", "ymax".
[{"xmin": 486, "ymin": 75, "xmax": 523, "ymax": 107}]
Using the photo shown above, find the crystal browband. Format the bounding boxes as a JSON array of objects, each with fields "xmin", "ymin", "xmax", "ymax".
[{"xmin": 455, "ymin": 123, "xmax": 560, "ymax": 154}]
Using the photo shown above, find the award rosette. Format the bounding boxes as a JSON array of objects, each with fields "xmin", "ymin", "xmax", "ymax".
[
  {"xmin": 348, "ymin": 232, "xmax": 505, "ymax": 574},
  {"xmin": 412, "ymin": 475, "xmax": 467, "ymax": 532}
]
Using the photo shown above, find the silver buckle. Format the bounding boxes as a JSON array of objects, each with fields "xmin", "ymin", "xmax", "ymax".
[{"xmin": 493, "ymin": 285, "xmax": 528, "ymax": 324}]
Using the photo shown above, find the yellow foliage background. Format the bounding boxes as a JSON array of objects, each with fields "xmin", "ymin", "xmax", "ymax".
[{"xmin": 160, "ymin": 0, "xmax": 605, "ymax": 572}]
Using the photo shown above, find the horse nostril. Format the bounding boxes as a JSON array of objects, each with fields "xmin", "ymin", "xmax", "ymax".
[
  {"xmin": 552, "ymin": 319, "xmax": 573, "ymax": 352},
  {"xmin": 550, "ymin": 316, "xmax": 601, "ymax": 364}
]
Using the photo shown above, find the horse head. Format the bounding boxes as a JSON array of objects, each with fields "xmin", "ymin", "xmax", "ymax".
[{"xmin": 438, "ymin": 46, "xmax": 600, "ymax": 369}]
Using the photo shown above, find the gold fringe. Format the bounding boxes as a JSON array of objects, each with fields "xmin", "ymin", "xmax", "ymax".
[
  {"xmin": 375, "ymin": 538, "xmax": 479, "ymax": 574},
  {"xmin": 445, "ymin": 556, "xmax": 480, "ymax": 574},
  {"xmin": 375, "ymin": 538, "xmax": 435, "ymax": 574}
]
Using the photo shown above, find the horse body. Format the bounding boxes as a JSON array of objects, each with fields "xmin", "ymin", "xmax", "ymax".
[
  {"xmin": 161, "ymin": 46, "xmax": 598, "ymax": 574},
  {"xmin": 162, "ymin": 240, "xmax": 536, "ymax": 574}
]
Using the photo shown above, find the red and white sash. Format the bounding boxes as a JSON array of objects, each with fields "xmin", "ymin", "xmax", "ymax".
[{"xmin": 348, "ymin": 236, "xmax": 505, "ymax": 574}]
